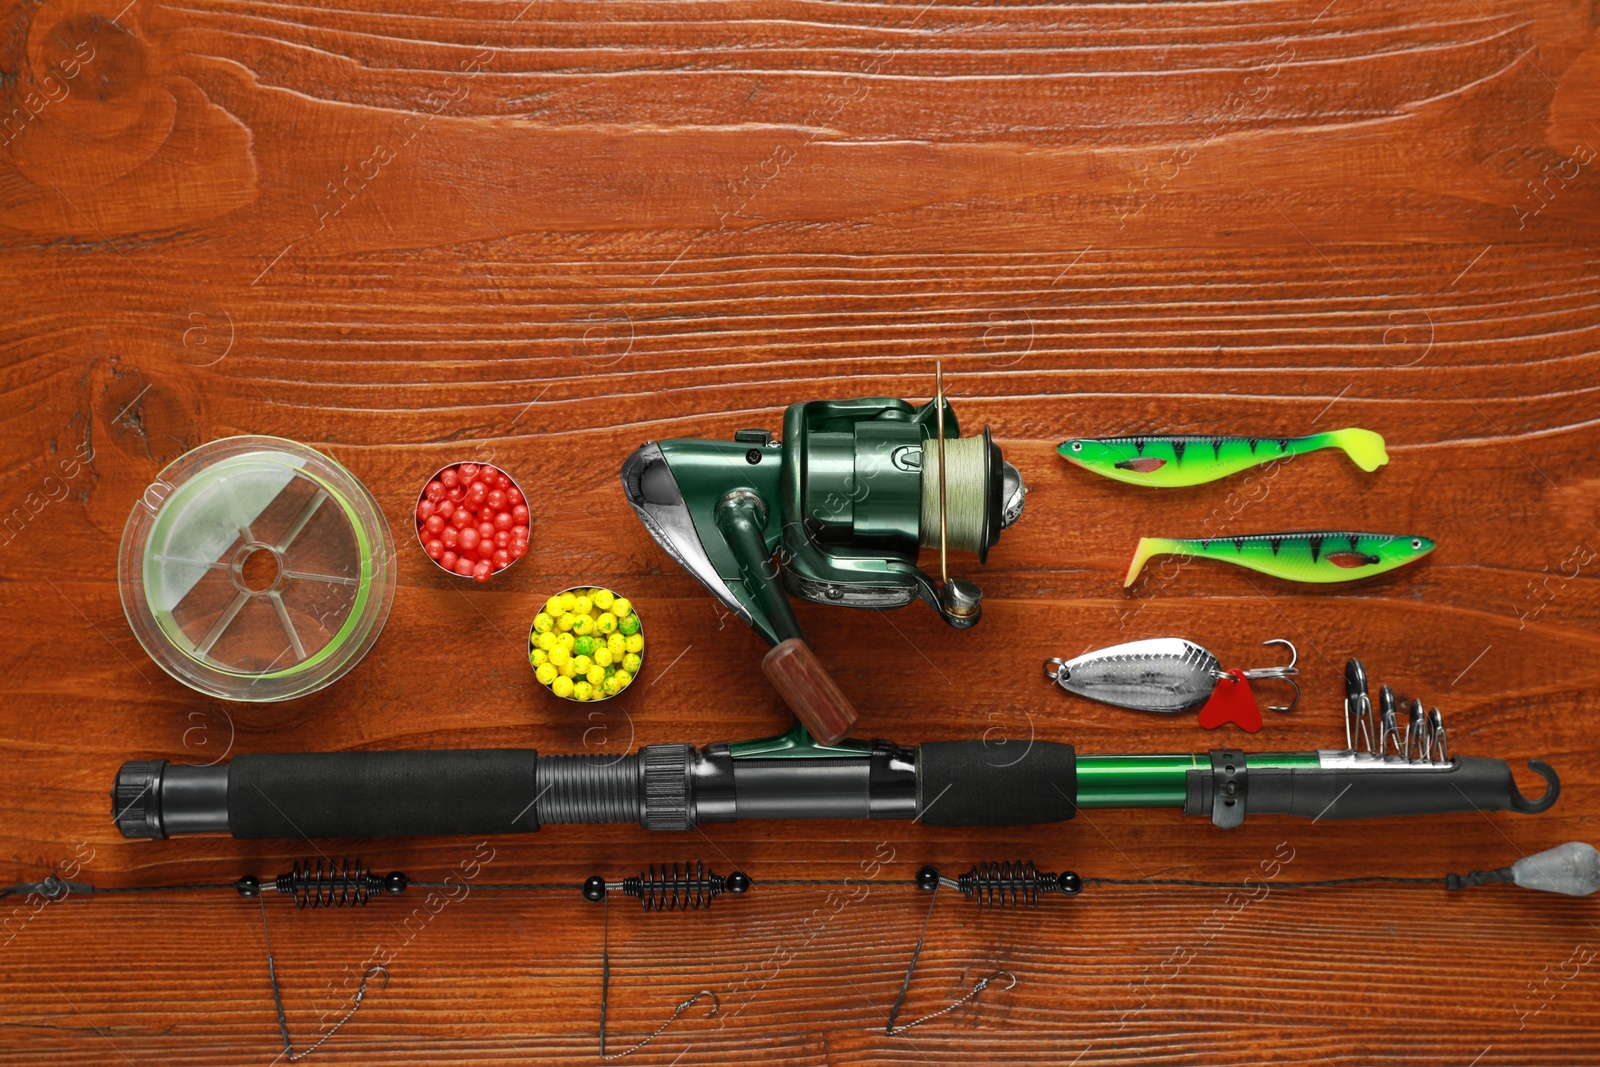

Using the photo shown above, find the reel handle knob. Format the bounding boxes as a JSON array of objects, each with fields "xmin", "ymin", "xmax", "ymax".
[{"xmin": 762, "ymin": 638, "xmax": 859, "ymax": 745}]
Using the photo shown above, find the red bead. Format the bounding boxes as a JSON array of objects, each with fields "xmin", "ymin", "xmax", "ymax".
[
  {"xmin": 477, "ymin": 522, "xmax": 495, "ymax": 540},
  {"xmin": 424, "ymin": 514, "xmax": 446, "ymax": 536},
  {"xmin": 492, "ymin": 549, "xmax": 511, "ymax": 568},
  {"xmin": 497, "ymin": 473, "xmax": 511, "ymax": 489},
  {"xmin": 463, "ymin": 485, "xmax": 487, "ymax": 510},
  {"xmin": 507, "ymin": 487, "xmax": 524, "ymax": 505},
  {"xmin": 416, "ymin": 499, "xmax": 435, "ymax": 521},
  {"xmin": 486, "ymin": 489, "xmax": 506, "ymax": 511},
  {"xmin": 459, "ymin": 527, "xmax": 479, "ymax": 551},
  {"xmin": 436, "ymin": 499, "xmax": 455, "ymax": 520},
  {"xmin": 451, "ymin": 508, "xmax": 472, "ymax": 529},
  {"xmin": 477, "ymin": 505, "xmax": 495, "ymax": 522},
  {"xmin": 493, "ymin": 512, "xmax": 513, "ymax": 533},
  {"xmin": 472, "ymin": 560, "xmax": 492, "ymax": 581},
  {"xmin": 510, "ymin": 541, "xmax": 528, "ymax": 559},
  {"xmin": 425, "ymin": 480, "xmax": 445, "ymax": 502},
  {"xmin": 511, "ymin": 504, "xmax": 529, "ymax": 524},
  {"xmin": 479, "ymin": 466, "xmax": 497, "ymax": 484},
  {"xmin": 459, "ymin": 463, "xmax": 479, "ymax": 481},
  {"xmin": 424, "ymin": 538, "xmax": 445, "ymax": 559},
  {"xmin": 455, "ymin": 557, "xmax": 476, "ymax": 577},
  {"xmin": 440, "ymin": 526, "xmax": 458, "ymax": 548},
  {"xmin": 476, "ymin": 538, "xmax": 496, "ymax": 559},
  {"xmin": 440, "ymin": 468, "xmax": 459, "ymax": 488},
  {"xmin": 440, "ymin": 550, "xmax": 459, "ymax": 570},
  {"xmin": 446, "ymin": 485, "xmax": 465, "ymax": 502},
  {"xmin": 511, "ymin": 524, "xmax": 529, "ymax": 540},
  {"xmin": 493, "ymin": 529, "xmax": 511, "ymax": 548}
]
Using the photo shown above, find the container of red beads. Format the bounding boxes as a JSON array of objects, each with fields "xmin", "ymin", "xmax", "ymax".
[{"xmin": 415, "ymin": 462, "xmax": 529, "ymax": 581}]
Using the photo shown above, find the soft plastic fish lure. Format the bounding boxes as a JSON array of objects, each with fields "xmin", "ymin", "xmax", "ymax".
[
  {"xmin": 1059, "ymin": 428, "xmax": 1388, "ymax": 488},
  {"xmin": 1124, "ymin": 531, "xmax": 1435, "ymax": 586}
]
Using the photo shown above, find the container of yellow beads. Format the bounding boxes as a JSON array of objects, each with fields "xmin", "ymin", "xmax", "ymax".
[{"xmin": 528, "ymin": 586, "xmax": 644, "ymax": 701}]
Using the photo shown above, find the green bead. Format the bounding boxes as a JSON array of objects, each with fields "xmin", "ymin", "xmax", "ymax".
[{"xmin": 618, "ymin": 613, "xmax": 641, "ymax": 636}]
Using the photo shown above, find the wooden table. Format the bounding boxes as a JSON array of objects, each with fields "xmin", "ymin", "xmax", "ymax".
[{"xmin": 3, "ymin": 0, "xmax": 1597, "ymax": 1062}]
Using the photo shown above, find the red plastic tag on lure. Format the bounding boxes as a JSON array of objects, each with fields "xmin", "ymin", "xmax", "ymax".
[{"xmin": 1197, "ymin": 669, "xmax": 1262, "ymax": 732}]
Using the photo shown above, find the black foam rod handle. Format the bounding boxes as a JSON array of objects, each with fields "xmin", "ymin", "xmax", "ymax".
[
  {"xmin": 915, "ymin": 741, "xmax": 1077, "ymax": 826},
  {"xmin": 228, "ymin": 750, "xmax": 543, "ymax": 839}
]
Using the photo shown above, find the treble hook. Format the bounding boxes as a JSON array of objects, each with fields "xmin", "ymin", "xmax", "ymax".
[{"xmin": 1240, "ymin": 638, "xmax": 1299, "ymax": 712}]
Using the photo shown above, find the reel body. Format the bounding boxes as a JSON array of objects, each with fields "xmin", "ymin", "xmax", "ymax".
[{"xmin": 620, "ymin": 395, "xmax": 1024, "ymax": 741}]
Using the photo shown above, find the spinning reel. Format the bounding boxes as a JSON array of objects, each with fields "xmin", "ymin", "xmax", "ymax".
[{"xmin": 621, "ymin": 367, "xmax": 1025, "ymax": 742}]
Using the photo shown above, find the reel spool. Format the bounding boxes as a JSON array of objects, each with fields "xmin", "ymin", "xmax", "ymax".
[{"xmin": 620, "ymin": 367, "xmax": 1024, "ymax": 742}]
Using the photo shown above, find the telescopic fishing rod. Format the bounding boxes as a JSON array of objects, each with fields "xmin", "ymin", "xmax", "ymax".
[{"xmin": 112, "ymin": 660, "xmax": 1558, "ymax": 841}]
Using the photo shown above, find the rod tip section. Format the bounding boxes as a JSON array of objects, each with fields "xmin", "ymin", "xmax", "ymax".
[{"xmin": 1509, "ymin": 759, "xmax": 1561, "ymax": 814}]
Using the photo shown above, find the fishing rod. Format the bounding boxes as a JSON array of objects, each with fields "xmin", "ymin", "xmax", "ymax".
[{"xmin": 113, "ymin": 659, "xmax": 1558, "ymax": 841}]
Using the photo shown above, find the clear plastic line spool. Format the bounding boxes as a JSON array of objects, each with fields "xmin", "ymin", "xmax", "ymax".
[{"xmin": 119, "ymin": 437, "xmax": 396, "ymax": 702}]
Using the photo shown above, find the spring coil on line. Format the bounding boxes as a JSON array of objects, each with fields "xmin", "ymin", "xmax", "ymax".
[
  {"xmin": 583, "ymin": 862, "xmax": 752, "ymax": 911},
  {"xmin": 917, "ymin": 861, "xmax": 1083, "ymax": 906},
  {"xmin": 235, "ymin": 859, "xmax": 408, "ymax": 908}
]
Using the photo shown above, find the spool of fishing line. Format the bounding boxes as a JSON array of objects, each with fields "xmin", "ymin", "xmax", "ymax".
[
  {"xmin": 118, "ymin": 437, "xmax": 396, "ymax": 702},
  {"xmin": 919, "ymin": 433, "xmax": 992, "ymax": 555}
]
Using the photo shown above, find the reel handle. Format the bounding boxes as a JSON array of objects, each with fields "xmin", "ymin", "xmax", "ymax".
[{"xmin": 762, "ymin": 638, "xmax": 859, "ymax": 744}]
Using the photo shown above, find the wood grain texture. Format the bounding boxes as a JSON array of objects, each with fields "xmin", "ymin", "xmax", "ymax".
[{"xmin": 1, "ymin": 0, "xmax": 1598, "ymax": 1061}]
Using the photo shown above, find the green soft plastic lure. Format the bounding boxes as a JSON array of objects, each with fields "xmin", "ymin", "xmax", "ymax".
[
  {"xmin": 1124, "ymin": 531, "xmax": 1435, "ymax": 586},
  {"xmin": 1059, "ymin": 428, "xmax": 1388, "ymax": 488}
]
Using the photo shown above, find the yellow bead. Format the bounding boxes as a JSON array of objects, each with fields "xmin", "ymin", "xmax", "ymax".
[
  {"xmin": 559, "ymin": 660, "xmax": 577, "ymax": 678},
  {"xmin": 535, "ymin": 663, "xmax": 557, "ymax": 685},
  {"xmin": 530, "ymin": 648, "xmax": 549, "ymax": 667},
  {"xmin": 592, "ymin": 588, "xmax": 615, "ymax": 611},
  {"xmin": 622, "ymin": 652, "xmax": 642, "ymax": 674},
  {"xmin": 572, "ymin": 614, "xmax": 594, "ymax": 636},
  {"xmin": 549, "ymin": 646, "xmax": 570, "ymax": 667},
  {"xmin": 596, "ymin": 613, "xmax": 617, "ymax": 634},
  {"xmin": 558, "ymin": 592, "xmax": 578, "ymax": 612},
  {"xmin": 557, "ymin": 612, "xmax": 576, "ymax": 632},
  {"xmin": 573, "ymin": 655, "xmax": 593, "ymax": 675},
  {"xmin": 573, "ymin": 595, "xmax": 593, "ymax": 616},
  {"xmin": 533, "ymin": 613, "xmax": 554, "ymax": 633},
  {"xmin": 586, "ymin": 665, "xmax": 606, "ymax": 687},
  {"xmin": 612, "ymin": 669, "xmax": 633, "ymax": 689},
  {"xmin": 545, "ymin": 595, "xmax": 564, "ymax": 617},
  {"xmin": 557, "ymin": 632, "xmax": 575, "ymax": 650},
  {"xmin": 607, "ymin": 633, "xmax": 626, "ymax": 656},
  {"xmin": 535, "ymin": 631, "xmax": 557, "ymax": 651},
  {"xmin": 624, "ymin": 634, "xmax": 644, "ymax": 654},
  {"xmin": 601, "ymin": 674, "xmax": 621, "ymax": 696},
  {"xmin": 552, "ymin": 675, "xmax": 574, "ymax": 698},
  {"xmin": 593, "ymin": 647, "xmax": 613, "ymax": 668},
  {"xmin": 611, "ymin": 597, "xmax": 632, "ymax": 618},
  {"xmin": 573, "ymin": 680, "xmax": 593, "ymax": 701}
]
